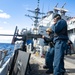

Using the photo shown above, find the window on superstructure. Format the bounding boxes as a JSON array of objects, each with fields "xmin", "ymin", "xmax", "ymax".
[{"xmin": 68, "ymin": 29, "xmax": 73, "ymax": 35}]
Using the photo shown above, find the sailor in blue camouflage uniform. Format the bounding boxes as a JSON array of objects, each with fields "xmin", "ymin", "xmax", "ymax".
[
  {"xmin": 42, "ymin": 28, "xmax": 54, "ymax": 74},
  {"xmin": 51, "ymin": 14, "xmax": 68, "ymax": 75}
]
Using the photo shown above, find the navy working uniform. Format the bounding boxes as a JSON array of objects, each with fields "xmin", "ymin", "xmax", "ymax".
[
  {"xmin": 43, "ymin": 32, "xmax": 54, "ymax": 74},
  {"xmin": 51, "ymin": 14, "xmax": 68, "ymax": 75}
]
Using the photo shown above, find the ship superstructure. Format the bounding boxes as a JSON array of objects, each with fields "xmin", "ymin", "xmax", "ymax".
[
  {"xmin": 67, "ymin": 17, "xmax": 75, "ymax": 51},
  {"xmin": 35, "ymin": 3, "xmax": 75, "ymax": 55}
]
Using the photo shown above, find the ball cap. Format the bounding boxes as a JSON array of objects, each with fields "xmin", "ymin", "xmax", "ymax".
[
  {"xmin": 53, "ymin": 14, "xmax": 61, "ymax": 19},
  {"xmin": 46, "ymin": 28, "xmax": 52, "ymax": 32}
]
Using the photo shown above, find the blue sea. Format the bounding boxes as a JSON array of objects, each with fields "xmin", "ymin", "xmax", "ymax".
[{"xmin": 0, "ymin": 43, "xmax": 15, "ymax": 65}]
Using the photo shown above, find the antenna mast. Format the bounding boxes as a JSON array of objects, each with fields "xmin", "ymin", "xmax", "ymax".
[{"xmin": 25, "ymin": 0, "xmax": 45, "ymax": 34}]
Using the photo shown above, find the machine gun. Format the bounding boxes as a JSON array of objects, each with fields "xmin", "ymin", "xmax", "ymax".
[
  {"xmin": 13, "ymin": 33, "xmax": 42, "ymax": 52},
  {"xmin": 0, "ymin": 27, "xmax": 42, "ymax": 51},
  {"xmin": 14, "ymin": 33, "xmax": 42, "ymax": 41}
]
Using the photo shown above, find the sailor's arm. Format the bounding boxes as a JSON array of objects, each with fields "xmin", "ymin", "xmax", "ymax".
[
  {"xmin": 52, "ymin": 20, "xmax": 67, "ymax": 33},
  {"xmin": 42, "ymin": 35, "xmax": 53, "ymax": 43}
]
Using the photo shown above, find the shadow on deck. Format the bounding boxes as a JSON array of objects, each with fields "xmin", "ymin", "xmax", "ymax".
[
  {"xmin": 27, "ymin": 54, "xmax": 75, "ymax": 75},
  {"xmin": 66, "ymin": 68, "xmax": 75, "ymax": 73}
]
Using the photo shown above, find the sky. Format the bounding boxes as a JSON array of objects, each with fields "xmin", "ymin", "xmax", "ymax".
[{"xmin": 0, "ymin": 0, "xmax": 75, "ymax": 43}]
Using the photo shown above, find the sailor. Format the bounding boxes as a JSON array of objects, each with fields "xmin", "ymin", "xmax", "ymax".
[
  {"xmin": 65, "ymin": 40, "xmax": 73, "ymax": 55},
  {"xmin": 51, "ymin": 14, "xmax": 68, "ymax": 75},
  {"xmin": 42, "ymin": 28, "xmax": 54, "ymax": 74}
]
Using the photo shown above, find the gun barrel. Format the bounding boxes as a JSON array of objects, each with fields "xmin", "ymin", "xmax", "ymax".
[
  {"xmin": 0, "ymin": 34, "xmax": 23, "ymax": 37},
  {"xmin": 26, "ymin": 34, "xmax": 42, "ymax": 39},
  {"xmin": 0, "ymin": 34, "xmax": 14, "ymax": 36}
]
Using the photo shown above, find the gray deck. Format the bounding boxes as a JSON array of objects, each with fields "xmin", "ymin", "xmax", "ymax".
[{"xmin": 29, "ymin": 54, "xmax": 75, "ymax": 75}]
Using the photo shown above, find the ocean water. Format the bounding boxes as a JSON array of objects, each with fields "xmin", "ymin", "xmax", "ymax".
[{"xmin": 0, "ymin": 43, "xmax": 15, "ymax": 65}]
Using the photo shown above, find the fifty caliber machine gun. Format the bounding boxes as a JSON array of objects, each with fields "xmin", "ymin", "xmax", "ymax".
[
  {"xmin": 13, "ymin": 34, "xmax": 42, "ymax": 52},
  {"xmin": 0, "ymin": 27, "xmax": 42, "ymax": 51},
  {"xmin": 13, "ymin": 28, "xmax": 42, "ymax": 52}
]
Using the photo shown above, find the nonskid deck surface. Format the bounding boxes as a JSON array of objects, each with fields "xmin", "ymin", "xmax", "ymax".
[
  {"xmin": 27, "ymin": 54, "xmax": 75, "ymax": 75},
  {"xmin": 65, "ymin": 54, "xmax": 75, "ymax": 64}
]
